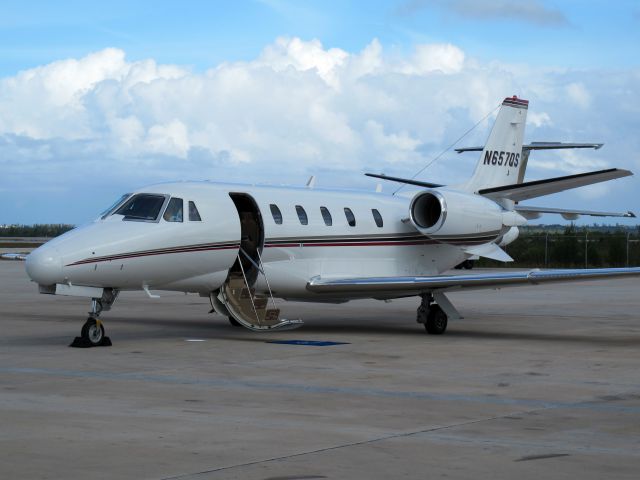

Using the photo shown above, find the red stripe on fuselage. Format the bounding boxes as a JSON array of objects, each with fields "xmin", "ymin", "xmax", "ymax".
[{"xmin": 66, "ymin": 235, "xmax": 494, "ymax": 267}]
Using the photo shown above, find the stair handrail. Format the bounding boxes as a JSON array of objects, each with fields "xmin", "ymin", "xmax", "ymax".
[
  {"xmin": 236, "ymin": 252, "xmax": 262, "ymax": 326},
  {"xmin": 256, "ymin": 248, "xmax": 278, "ymax": 312}
]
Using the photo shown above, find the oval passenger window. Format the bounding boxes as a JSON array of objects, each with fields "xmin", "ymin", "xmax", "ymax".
[
  {"xmin": 320, "ymin": 206, "xmax": 332, "ymax": 226},
  {"xmin": 372, "ymin": 209, "xmax": 383, "ymax": 228},
  {"xmin": 296, "ymin": 205, "xmax": 308, "ymax": 225},
  {"xmin": 344, "ymin": 208, "xmax": 356, "ymax": 227},
  {"xmin": 270, "ymin": 204, "xmax": 283, "ymax": 225}
]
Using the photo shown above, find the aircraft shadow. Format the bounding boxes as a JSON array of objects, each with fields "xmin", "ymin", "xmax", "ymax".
[{"xmin": 6, "ymin": 311, "xmax": 640, "ymax": 348}]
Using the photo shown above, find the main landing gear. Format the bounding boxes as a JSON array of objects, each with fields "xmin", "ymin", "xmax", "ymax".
[
  {"xmin": 70, "ymin": 290, "xmax": 118, "ymax": 348},
  {"xmin": 416, "ymin": 293, "xmax": 448, "ymax": 335}
]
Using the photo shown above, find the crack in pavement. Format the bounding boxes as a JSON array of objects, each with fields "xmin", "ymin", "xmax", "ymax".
[{"xmin": 158, "ymin": 406, "xmax": 555, "ymax": 479}]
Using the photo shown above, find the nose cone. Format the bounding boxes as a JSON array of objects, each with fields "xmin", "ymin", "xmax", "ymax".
[{"xmin": 25, "ymin": 246, "xmax": 63, "ymax": 285}]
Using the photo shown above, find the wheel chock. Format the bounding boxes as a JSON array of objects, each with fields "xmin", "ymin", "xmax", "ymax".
[{"xmin": 69, "ymin": 336, "xmax": 112, "ymax": 348}]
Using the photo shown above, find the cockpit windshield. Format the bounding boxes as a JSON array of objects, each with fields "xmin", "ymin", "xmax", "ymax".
[
  {"xmin": 100, "ymin": 193, "xmax": 131, "ymax": 219},
  {"xmin": 114, "ymin": 194, "xmax": 167, "ymax": 221}
]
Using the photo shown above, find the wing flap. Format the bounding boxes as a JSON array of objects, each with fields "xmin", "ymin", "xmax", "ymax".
[
  {"xmin": 478, "ymin": 168, "xmax": 632, "ymax": 201},
  {"xmin": 307, "ymin": 268, "xmax": 640, "ymax": 295}
]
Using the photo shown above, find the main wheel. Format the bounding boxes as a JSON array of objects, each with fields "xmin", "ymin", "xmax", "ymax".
[
  {"xmin": 416, "ymin": 304, "xmax": 428, "ymax": 324},
  {"xmin": 228, "ymin": 316, "xmax": 242, "ymax": 327},
  {"xmin": 81, "ymin": 318, "xmax": 105, "ymax": 346},
  {"xmin": 425, "ymin": 305, "xmax": 448, "ymax": 335}
]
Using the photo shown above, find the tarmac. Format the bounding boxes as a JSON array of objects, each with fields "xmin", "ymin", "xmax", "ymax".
[{"xmin": 1, "ymin": 260, "xmax": 639, "ymax": 479}]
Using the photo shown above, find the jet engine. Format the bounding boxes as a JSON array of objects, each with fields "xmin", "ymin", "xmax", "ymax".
[{"xmin": 409, "ymin": 189, "xmax": 521, "ymax": 238}]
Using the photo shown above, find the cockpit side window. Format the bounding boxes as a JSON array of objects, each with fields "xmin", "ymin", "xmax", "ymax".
[
  {"xmin": 115, "ymin": 194, "xmax": 167, "ymax": 221},
  {"xmin": 188, "ymin": 201, "xmax": 202, "ymax": 221},
  {"xmin": 163, "ymin": 197, "xmax": 184, "ymax": 222},
  {"xmin": 100, "ymin": 193, "xmax": 131, "ymax": 219}
]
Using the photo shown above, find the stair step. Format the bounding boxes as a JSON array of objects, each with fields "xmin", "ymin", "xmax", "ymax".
[
  {"xmin": 220, "ymin": 253, "xmax": 297, "ymax": 330},
  {"xmin": 264, "ymin": 308, "xmax": 280, "ymax": 324}
]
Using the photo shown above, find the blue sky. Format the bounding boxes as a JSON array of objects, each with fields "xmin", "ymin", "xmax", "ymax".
[
  {"xmin": 2, "ymin": 0, "xmax": 638, "ymax": 74},
  {"xmin": 1, "ymin": 0, "xmax": 639, "ymax": 224}
]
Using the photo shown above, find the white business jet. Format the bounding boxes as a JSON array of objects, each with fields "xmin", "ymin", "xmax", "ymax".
[{"xmin": 26, "ymin": 96, "xmax": 640, "ymax": 346}]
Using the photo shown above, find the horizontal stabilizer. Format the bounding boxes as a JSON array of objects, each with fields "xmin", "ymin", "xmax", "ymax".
[
  {"xmin": 307, "ymin": 268, "xmax": 640, "ymax": 296},
  {"xmin": 478, "ymin": 168, "xmax": 632, "ymax": 201},
  {"xmin": 516, "ymin": 205, "xmax": 636, "ymax": 220},
  {"xmin": 463, "ymin": 243, "xmax": 513, "ymax": 262},
  {"xmin": 365, "ymin": 173, "xmax": 443, "ymax": 189},
  {"xmin": 456, "ymin": 142, "xmax": 604, "ymax": 153}
]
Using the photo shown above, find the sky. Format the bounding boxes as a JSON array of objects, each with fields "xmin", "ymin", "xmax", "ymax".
[{"xmin": 1, "ymin": 0, "xmax": 639, "ymax": 225}]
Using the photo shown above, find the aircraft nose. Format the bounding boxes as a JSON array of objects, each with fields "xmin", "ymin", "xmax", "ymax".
[{"xmin": 25, "ymin": 246, "xmax": 63, "ymax": 285}]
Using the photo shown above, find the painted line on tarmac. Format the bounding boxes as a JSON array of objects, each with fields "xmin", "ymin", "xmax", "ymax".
[{"xmin": 2, "ymin": 366, "xmax": 640, "ymax": 414}]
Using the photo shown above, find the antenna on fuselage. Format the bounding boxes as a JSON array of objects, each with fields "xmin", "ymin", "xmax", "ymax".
[
  {"xmin": 390, "ymin": 103, "xmax": 500, "ymax": 195},
  {"xmin": 306, "ymin": 176, "xmax": 316, "ymax": 188}
]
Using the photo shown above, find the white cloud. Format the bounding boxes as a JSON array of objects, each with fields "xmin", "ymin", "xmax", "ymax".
[
  {"xmin": 566, "ymin": 82, "xmax": 591, "ymax": 109},
  {"xmin": 0, "ymin": 37, "xmax": 638, "ymax": 223},
  {"xmin": 527, "ymin": 111, "xmax": 552, "ymax": 128},
  {"xmin": 404, "ymin": 44, "xmax": 466, "ymax": 75},
  {"xmin": 258, "ymin": 37, "xmax": 348, "ymax": 88}
]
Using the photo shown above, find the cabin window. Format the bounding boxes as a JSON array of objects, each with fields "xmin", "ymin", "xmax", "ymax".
[
  {"xmin": 114, "ymin": 193, "xmax": 167, "ymax": 222},
  {"xmin": 372, "ymin": 209, "xmax": 383, "ymax": 228},
  {"xmin": 188, "ymin": 201, "xmax": 202, "ymax": 221},
  {"xmin": 344, "ymin": 207, "xmax": 356, "ymax": 227},
  {"xmin": 270, "ymin": 204, "xmax": 283, "ymax": 225},
  {"xmin": 296, "ymin": 205, "xmax": 308, "ymax": 225},
  {"xmin": 320, "ymin": 206, "xmax": 332, "ymax": 226},
  {"xmin": 163, "ymin": 197, "xmax": 184, "ymax": 222}
]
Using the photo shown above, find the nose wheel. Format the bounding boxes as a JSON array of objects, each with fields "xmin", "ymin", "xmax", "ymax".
[
  {"xmin": 69, "ymin": 297, "xmax": 114, "ymax": 348},
  {"xmin": 81, "ymin": 318, "xmax": 107, "ymax": 346}
]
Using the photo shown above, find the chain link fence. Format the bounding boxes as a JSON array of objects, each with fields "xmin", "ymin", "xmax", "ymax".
[{"xmin": 478, "ymin": 232, "xmax": 640, "ymax": 268}]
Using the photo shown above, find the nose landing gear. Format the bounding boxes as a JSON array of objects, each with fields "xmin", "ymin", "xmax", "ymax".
[
  {"xmin": 70, "ymin": 291, "xmax": 118, "ymax": 348},
  {"xmin": 81, "ymin": 317, "xmax": 107, "ymax": 346}
]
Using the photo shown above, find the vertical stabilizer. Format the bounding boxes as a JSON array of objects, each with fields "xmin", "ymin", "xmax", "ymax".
[{"xmin": 465, "ymin": 96, "xmax": 529, "ymax": 192}]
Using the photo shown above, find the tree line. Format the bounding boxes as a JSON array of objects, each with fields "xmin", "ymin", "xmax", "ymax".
[
  {"xmin": 0, "ymin": 224, "xmax": 75, "ymax": 238},
  {"xmin": 478, "ymin": 225, "xmax": 640, "ymax": 268}
]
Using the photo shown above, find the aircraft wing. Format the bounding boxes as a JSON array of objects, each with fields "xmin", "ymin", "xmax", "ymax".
[
  {"xmin": 478, "ymin": 168, "xmax": 632, "ymax": 202},
  {"xmin": 515, "ymin": 205, "xmax": 636, "ymax": 220},
  {"xmin": 307, "ymin": 268, "xmax": 640, "ymax": 296}
]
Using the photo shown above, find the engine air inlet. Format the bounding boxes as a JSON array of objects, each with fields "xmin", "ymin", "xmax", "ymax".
[{"xmin": 410, "ymin": 191, "xmax": 445, "ymax": 231}]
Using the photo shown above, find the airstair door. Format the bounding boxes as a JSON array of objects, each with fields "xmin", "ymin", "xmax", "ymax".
[{"xmin": 216, "ymin": 193, "xmax": 302, "ymax": 331}]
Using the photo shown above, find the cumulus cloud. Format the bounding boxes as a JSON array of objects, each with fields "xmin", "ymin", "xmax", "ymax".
[
  {"xmin": 566, "ymin": 82, "xmax": 591, "ymax": 109},
  {"xmin": 0, "ymin": 37, "xmax": 638, "ymax": 223},
  {"xmin": 398, "ymin": 0, "xmax": 568, "ymax": 26}
]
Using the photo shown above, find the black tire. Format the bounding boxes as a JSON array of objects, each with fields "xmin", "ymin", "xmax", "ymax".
[
  {"xmin": 81, "ymin": 318, "xmax": 105, "ymax": 346},
  {"xmin": 228, "ymin": 316, "xmax": 242, "ymax": 327},
  {"xmin": 416, "ymin": 304, "xmax": 428, "ymax": 324},
  {"xmin": 464, "ymin": 260, "xmax": 474, "ymax": 270},
  {"xmin": 425, "ymin": 305, "xmax": 448, "ymax": 335}
]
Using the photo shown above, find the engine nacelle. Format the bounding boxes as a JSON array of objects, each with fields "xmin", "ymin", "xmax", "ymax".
[{"xmin": 409, "ymin": 189, "xmax": 507, "ymax": 239}]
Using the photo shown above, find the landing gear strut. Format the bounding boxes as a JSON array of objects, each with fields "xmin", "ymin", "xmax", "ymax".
[
  {"xmin": 416, "ymin": 293, "xmax": 448, "ymax": 335},
  {"xmin": 70, "ymin": 290, "xmax": 118, "ymax": 348}
]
